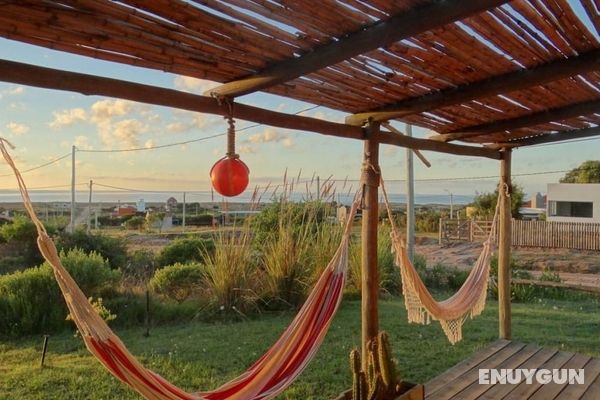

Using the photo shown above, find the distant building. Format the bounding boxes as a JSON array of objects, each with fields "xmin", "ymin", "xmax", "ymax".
[
  {"xmin": 547, "ymin": 183, "xmax": 600, "ymax": 222},
  {"xmin": 113, "ymin": 205, "xmax": 137, "ymax": 217},
  {"xmin": 136, "ymin": 198, "xmax": 146, "ymax": 212},
  {"xmin": 166, "ymin": 197, "xmax": 178, "ymax": 212}
]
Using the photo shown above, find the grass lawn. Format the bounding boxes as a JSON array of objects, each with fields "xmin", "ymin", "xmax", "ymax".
[{"xmin": 1, "ymin": 296, "xmax": 599, "ymax": 399}]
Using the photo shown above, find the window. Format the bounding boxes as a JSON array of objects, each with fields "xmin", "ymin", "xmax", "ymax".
[{"xmin": 548, "ymin": 201, "xmax": 593, "ymax": 218}]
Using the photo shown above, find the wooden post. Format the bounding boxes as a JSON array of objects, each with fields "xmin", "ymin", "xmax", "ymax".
[
  {"xmin": 361, "ymin": 121, "xmax": 380, "ymax": 369},
  {"xmin": 498, "ymin": 148, "xmax": 512, "ymax": 339},
  {"xmin": 87, "ymin": 180, "xmax": 93, "ymax": 233},
  {"xmin": 405, "ymin": 124, "xmax": 415, "ymax": 262}
]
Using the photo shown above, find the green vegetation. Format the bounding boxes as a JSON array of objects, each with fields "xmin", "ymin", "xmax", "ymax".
[
  {"xmin": 560, "ymin": 160, "xmax": 600, "ymax": 183},
  {"xmin": 0, "ymin": 249, "xmax": 119, "ymax": 336},
  {"xmin": 150, "ymin": 263, "xmax": 204, "ymax": 303},
  {"xmin": 471, "ymin": 184, "xmax": 525, "ymax": 218},
  {"xmin": 157, "ymin": 237, "xmax": 215, "ymax": 267},
  {"xmin": 0, "ymin": 216, "xmax": 57, "ymax": 268},
  {"xmin": 1, "ymin": 297, "xmax": 598, "ymax": 400},
  {"xmin": 55, "ymin": 229, "xmax": 128, "ymax": 269}
]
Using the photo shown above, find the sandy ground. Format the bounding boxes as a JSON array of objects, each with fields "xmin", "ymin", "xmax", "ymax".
[{"xmin": 416, "ymin": 237, "xmax": 600, "ymax": 287}]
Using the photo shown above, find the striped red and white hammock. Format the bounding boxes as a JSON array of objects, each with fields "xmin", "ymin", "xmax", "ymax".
[{"xmin": 0, "ymin": 139, "xmax": 360, "ymax": 400}]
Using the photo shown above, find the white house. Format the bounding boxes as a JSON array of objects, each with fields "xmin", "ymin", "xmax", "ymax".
[{"xmin": 546, "ymin": 183, "xmax": 600, "ymax": 222}]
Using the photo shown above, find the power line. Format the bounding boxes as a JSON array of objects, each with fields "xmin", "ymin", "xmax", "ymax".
[
  {"xmin": 78, "ymin": 104, "xmax": 320, "ymax": 153},
  {"xmin": 0, "ymin": 152, "xmax": 71, "ymax": 177}
]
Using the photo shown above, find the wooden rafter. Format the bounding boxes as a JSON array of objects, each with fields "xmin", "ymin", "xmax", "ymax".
[
  {"xmin": 206, "ymin": 0, "xmax": 509, "ymax": 98},
  {"xmin": 346, "ymin": 49, "xmax": 600, "ymax": 126},
  {"xmin": 490, "ymin": 126, "xmax": 600, "ymax": 148},
  {"xmin": 0, "ymin": 59, "xmax": 501, "ymax": 160},
  {"xmin": 435, "ymin": 100, "xmax": 600, "ymax": 142}
]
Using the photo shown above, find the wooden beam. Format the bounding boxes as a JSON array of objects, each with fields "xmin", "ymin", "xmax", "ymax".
[
  {"xmin": 381, "ymin": 122, "xmax": 431, "ymax": 167},
  {"xmin": 374, "ymin": 131, "xmax": 501, "ymax": 159},
  {"xmin": 207, "ymin": 0, "xmax": 509, "ymax": 98},
  {"xmin": 498, "ymin": 149, "xmax": 512, "ymax": 340},
  {"xmin": 436, "ymin": 100, "xmax": 600, "ymax": 142},
  {"xmin": 361, "ymin": 121, "xmax": 380, "ymax": 369},
  {"xmin": 489, "ymin": 126, "xmax": 600, "ymax": 148},
  {"xmin": 346, "ymin": 49, "xmax": 600, "ymax": 125},
  {"xmin": 0, "ymin": 59, "xmax": 502, "ymax": 159}
]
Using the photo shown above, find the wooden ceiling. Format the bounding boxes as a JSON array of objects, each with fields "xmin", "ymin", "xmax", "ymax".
[{"xmin": 0, "ymin": 0, "xmax": 599, "ymax": 147}]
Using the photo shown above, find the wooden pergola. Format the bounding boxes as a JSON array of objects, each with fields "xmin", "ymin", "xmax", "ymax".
[{"xmin": 1, "ymin": 0, "xmax": 599, "ymax": 396}]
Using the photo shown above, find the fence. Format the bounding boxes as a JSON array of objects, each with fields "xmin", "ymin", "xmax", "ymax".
[{"xmin": 439, "ymin": 218, "xmax": 600, "ymax": 251}]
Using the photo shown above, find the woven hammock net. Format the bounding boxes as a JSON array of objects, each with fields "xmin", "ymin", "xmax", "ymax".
[
  {"xmin": 380, "ymin": 176, "xmax": 501, "ymax": 344},
  {"xmin": 0, "ymin": 138, "xmax": 361, "ymax": 400}
]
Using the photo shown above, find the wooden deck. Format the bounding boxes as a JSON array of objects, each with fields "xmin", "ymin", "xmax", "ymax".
[{"xmin": 425, "ymin": 340, "xmax": 599, "ymax": 400}]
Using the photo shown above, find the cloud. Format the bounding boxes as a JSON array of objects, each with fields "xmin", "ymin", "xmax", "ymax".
[
  {"xmin": 238, "ymin": 145, "xmax": 256, "ymax": 154},
  {"xmin": 174, "ymin": 76, "xmax": 218, "ymax": 94},
  {"xmin": 383, "ymin": 146, "xmax": 399, "ymax": 156},
  {"xmin": 49, "ymin": 108, "xmax": 87, "ymax": 128},
  {"xmin": 2, "ymin": 86, "xmax": 24, "ymax": 96},
  {"xmin": 106, "ymin": 119, "xmax": 146, "ymax": 147},
  {"xmin": 166, "ymin": 122, "xmax": 190, "ymax": 134},
  {"xmin": 282, "ymin": 138, "xmax": 295, "ymax": 148},
  {"xmin": 6, "ymin": 122, "xmax": 29, "ymax": 136},
  {"xmin": 91, "ymin": 99, "xmax": 134, "ymax": 124},
  {"xmin": 144, "ymin": 139, "xmax": 156, "ymax": 149},
  {"xmin": 247, "ymin": 127, "xmax": 287, "ymax": 144},
  {"xmin": 73, "ymin": 135, "xmax": 93, "ymax": 150}
]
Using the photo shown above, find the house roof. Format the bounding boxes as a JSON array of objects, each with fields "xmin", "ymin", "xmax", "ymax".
[{"xmin": 0, "ymin": 1, "xmax": 598, "ymax": 147}]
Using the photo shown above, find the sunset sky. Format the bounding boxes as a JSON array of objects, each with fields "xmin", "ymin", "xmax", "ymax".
[{"xmin": 1, "ymin": 32, "xmax": 599, "ymax": 199}]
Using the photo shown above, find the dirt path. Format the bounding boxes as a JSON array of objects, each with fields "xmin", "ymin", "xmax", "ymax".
[{"xmin": 415, "ymin": 237, "xmax": 600, "ymax": 288}]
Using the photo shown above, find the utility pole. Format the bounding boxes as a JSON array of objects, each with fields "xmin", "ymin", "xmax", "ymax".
[
  {"xmin": 182, "ymin": 191, "xmax": 186, "ymax": 232},
  {"xmin": 87, "ymin": 180, "xmax": 93, "ymax": 233},
  {"xmin": 405, "ymin": 124, "xmax": 415, "ymax": 263},
  {"xmin": 70, "ymin": 145, "xmax": 76, "ymax": 233}
]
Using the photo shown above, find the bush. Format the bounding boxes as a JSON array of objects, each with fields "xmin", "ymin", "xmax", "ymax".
[
  {"xmin": 123, "ymin": 249, "xmax": 156, "ymax": 283},
  {"xmin": 55, "ymin": 229, "xmax": 128, "ymax": 269},
  {"xmin": 0, "ymin": 265, "xmax": 62, "ymax": 335},
  {"xmin": 0, "ymin": 216, "xmax": 57, "ymax": 268},
  {"xmin": 0, "ymin": 255, "xmax": 26, "ymax": 275},
  {"xmin": 157, "ymin": 237, "xmax": 215, "ymax": 266},
  {"xmin": 0, "ymin": 249, "xmax": 119, "ymax": 336},
  {"xmin": 47, "ymin": 248, "xmax": 120, "ymax": 297},
  {"xmin": 184, "ymin": 214, "xmax": 214, "ymax": 226},
  {"xmin": 125, "ymin": 216, "xmax": 146, "ymax": 231},
  {"xmin": 150, "ymin": 263, "xmax": 204, "ymax": 303}
]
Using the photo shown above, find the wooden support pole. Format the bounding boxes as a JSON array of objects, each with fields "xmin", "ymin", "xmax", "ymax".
[
  {"xmin": 361, "ymin": 121, "xmax": 380, "ymax": 369},
  {"xmin": 405, "ymin": 124, "xmax": 416, "ymax": 262},
  {"xmin": 498, "ymin": 148, "xmax": 512, "ymax": 340}
]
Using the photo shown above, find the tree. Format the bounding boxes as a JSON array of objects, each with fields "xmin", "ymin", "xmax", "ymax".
[
  {"xmin": 471, "ymin": 183, "xmax": 525, "ymax": 219},
  {"xmin": 560, "ymin": 160, "xmax": 600, "ymax": 183}
]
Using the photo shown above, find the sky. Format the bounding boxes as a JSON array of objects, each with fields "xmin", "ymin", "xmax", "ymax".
[{"xmin": 1, "ymin": 26, "xmax": 599, "ymax": 200}]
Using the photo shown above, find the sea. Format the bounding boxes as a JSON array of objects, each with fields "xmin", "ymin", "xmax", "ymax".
[{"xmin": 0, "ymin": 190, "xmax": 474, "ymax": 206}]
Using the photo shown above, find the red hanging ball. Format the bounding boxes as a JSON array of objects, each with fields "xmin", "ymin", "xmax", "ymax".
[{"xmin": 210, "ymin": 156, "xmax": 250, "ymax": 197}]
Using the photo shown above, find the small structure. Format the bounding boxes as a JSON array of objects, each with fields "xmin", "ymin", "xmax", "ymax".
[
  {"xmin": 136, "ymin": 198, "xmax": 146, "ymax": 212},
  {"xmin": 547, "ymin": 183, "xmax": 600, "ymax": 222},
  {"xmin": 113, "ymin": 205, "xmax": 137, "ymax": 217},
  {"xmin": 165, "ymin": 197, "xmax": 178, "ymax": 212}
]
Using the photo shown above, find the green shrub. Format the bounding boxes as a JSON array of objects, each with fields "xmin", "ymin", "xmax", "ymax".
[
  {"xmin": 55, "ymin": 229, "xmax": 128, "ymax": 269},
  {"xmin": 150, "ymin": 263, "xmax": 204, "ymax": 303},
  {"xmin": 447, "ymin": 268, "xmax": 470, "ymax": 290},
  {"xmin": 0, "ymin": 265, "xmax": 62, "ymax": 335},
  {"xmin": 184, "ymin": 214, "xmax": 214, "ymax": 226},
  {"xmin": 123, "ymin": 249, "xmax": 156, "ymax": 282},
  {"xmin": 47, "ymin": 248, "xmax": 120, "ymax": 297},
  {"xmin": 125, "ymin": 216, "xmax": 145, "ymax": 231},
  {"xmin": 0, "ymin": 249, "xmax": 120, "ymax": 336},
  {"xmin": 157, "ymin": 237, "xmax": 215, "ymax": 266},
  {"xmin": 0, "ymin": 216, "xmax": 57, "ymax": 268},
  {"xmin": 0, "ymin": 255, "xmax": 26, "ymax": 275}
]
